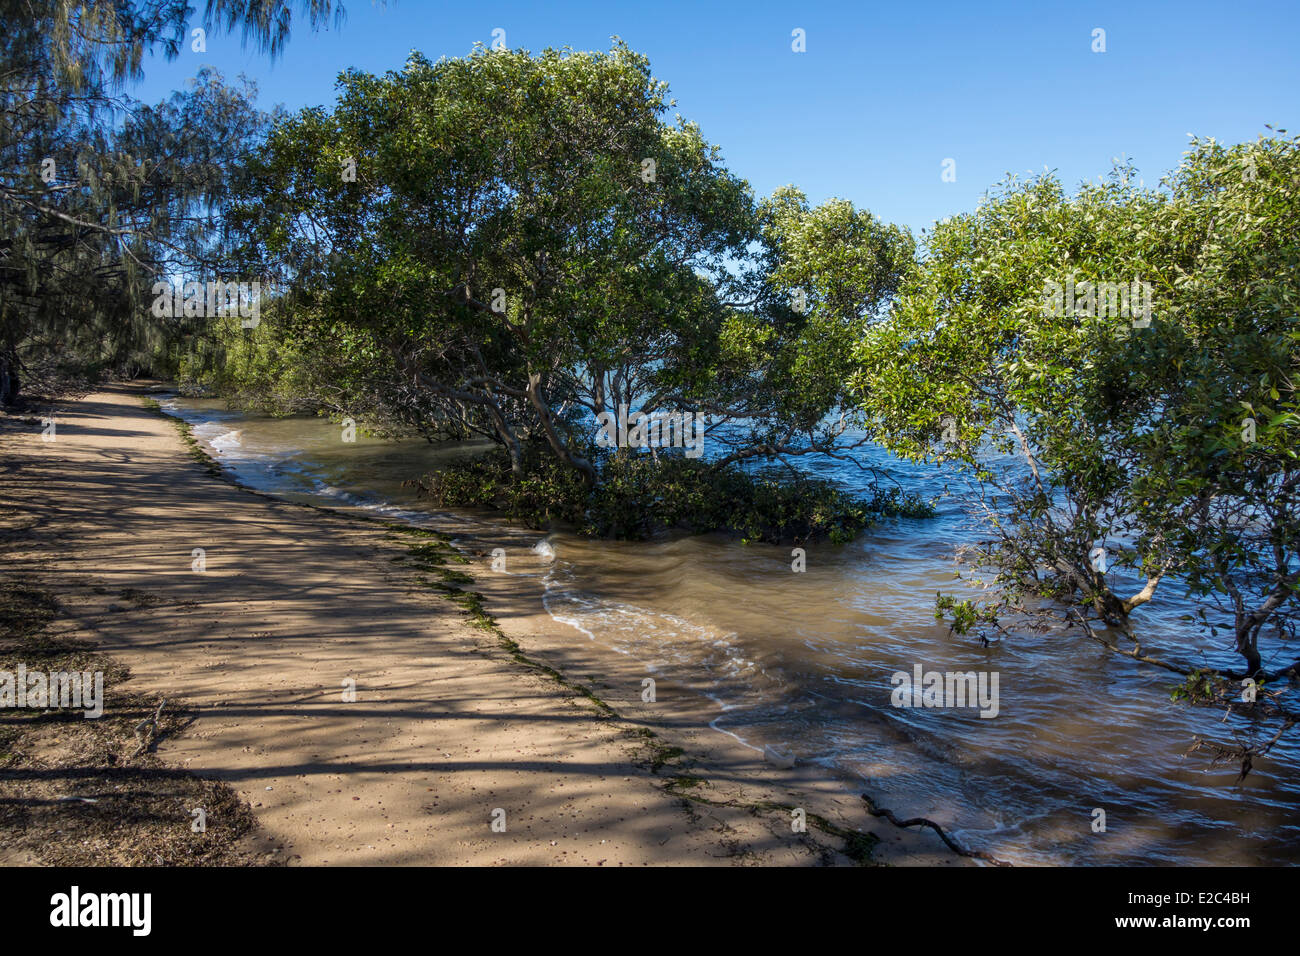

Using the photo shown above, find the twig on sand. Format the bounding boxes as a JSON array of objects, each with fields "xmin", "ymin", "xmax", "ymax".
[{"xmin": 132, "ymin": 699, "xmax": 167, "ymax": 758}]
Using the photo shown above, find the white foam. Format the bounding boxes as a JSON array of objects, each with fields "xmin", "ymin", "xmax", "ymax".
[{"xmin": 209, "ymin": 429, "xmax": 242, "ymax": 450}]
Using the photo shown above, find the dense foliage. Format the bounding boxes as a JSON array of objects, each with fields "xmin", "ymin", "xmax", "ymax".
[
  {"xmin": 0, "ymin": 1, "xmax": 340, "ymax": 405},
  {"xmin": 223, "ymin": 42, "xmax": 912, "ymax": 485},
  {"xmin": 413, "ymin": 444, "xmax": 932, "ymax": 543},
  {"xmin": 854, "ymin": 134, "xmax": 1299, "ymax": 676}
]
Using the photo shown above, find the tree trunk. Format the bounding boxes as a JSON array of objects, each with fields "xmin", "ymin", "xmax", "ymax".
[
  {"xmin": 1236, "ymin": 621, "xmax": 1264, "ymax": 678},
  {"xmin": 526, "ymin": 371, "xmax": 598, "ymax": 486},
  {"xmin": 0, "ymin": 349, "xmax": 19, "ymax": 406},
  {"xmin": 486, "ymin": 404, "xmax": 523, "ymax": 474},
  {"xmin": 1233, "ymin": 576, "xmax": 1299, "ymax": 677}
]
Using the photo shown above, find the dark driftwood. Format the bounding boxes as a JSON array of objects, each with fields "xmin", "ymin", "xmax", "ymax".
[{"xmin": 861, "ymin": 794, "xmax": 1013, "ymax": 866}]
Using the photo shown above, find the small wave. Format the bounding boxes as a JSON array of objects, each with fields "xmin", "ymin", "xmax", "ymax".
[
  {"xmin": 309, "ymin": 481, "xmax": 435, "ymax": 526},
  {"xmin": 537, "ymin": 563, "xmax": 782, "ymax": 757}
]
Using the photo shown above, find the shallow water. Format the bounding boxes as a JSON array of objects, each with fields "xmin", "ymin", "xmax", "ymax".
[{"xmin": 161, "ymin": 395, "xmax": 1300, "ymax": 865}]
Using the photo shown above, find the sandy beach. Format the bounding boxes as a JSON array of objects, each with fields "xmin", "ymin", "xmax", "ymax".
[{"xmin": 0, "ymin": 384, "xmax": 963, "ymax": 866}]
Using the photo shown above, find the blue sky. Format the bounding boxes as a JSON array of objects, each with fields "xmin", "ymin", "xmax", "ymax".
[{"xmin": 130, "ymin": 0, "xmax": 1299, "ymax": 235}]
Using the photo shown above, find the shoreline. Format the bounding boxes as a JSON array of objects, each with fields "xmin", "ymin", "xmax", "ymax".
[{"xmin": 1, "ymin": 382, "xmax": 964, "ymax": 866}]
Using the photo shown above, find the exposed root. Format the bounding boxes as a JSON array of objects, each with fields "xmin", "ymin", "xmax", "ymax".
[
  {"xmin": 1070, "ymin": 608, "xmax": 1190, "ymax": 674},
  {"xmin": 1187, "ymin": 717, "xmax": 1297, "ymax": 785},
  {"xmin": 861, "ymin": 794, "xmax": 1012, "ymax": 866}
]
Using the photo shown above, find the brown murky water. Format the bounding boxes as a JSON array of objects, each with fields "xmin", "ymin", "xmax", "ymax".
[{"xmin": 163, "ymin": 395, "xmax": 1300, "ymax": 865}]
